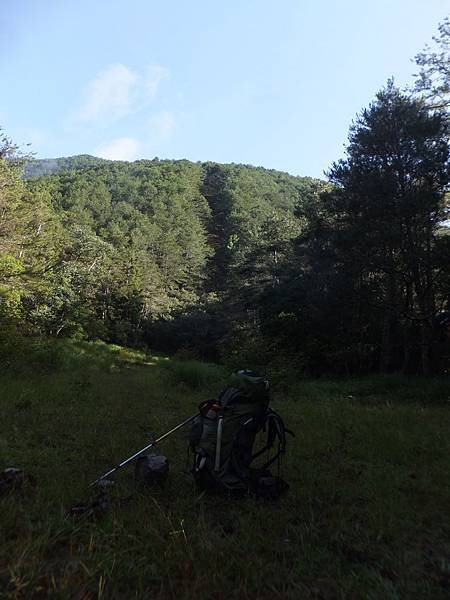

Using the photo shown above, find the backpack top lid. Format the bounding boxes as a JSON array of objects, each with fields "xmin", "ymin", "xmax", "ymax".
[{"xmin": 227, "ymin": 369, "xmax": 270, "ymax": 401}]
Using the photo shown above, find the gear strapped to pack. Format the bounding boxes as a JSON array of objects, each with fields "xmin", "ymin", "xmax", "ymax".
[{"xmin": 189, "ymin": 370, "xmax": 293, "ymax": 497}]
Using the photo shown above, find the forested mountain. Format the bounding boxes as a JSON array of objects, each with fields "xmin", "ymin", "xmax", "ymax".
[
  {"xmin": 23, "ymin": 155, "xmax": 109, "ymax": 178},
  {"xmin": 1, "ymin": 83, "xmax": 449, "ymax": 375},
  {"xmin": 4, "ymin": 150, "xmax": 326, "ymax": 361}
]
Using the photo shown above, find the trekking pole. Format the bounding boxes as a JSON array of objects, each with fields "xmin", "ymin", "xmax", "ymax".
[
  {"xmin": 90, "ymin": 413, "xmax": 198, "ymax": 487},
  {"xmin": 214, "ymin": 414, "xmax": 224, "ymax": 472}
]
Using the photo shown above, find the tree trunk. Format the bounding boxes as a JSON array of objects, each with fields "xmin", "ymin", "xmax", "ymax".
[
  {"xmin": 379, "ymin": 314, "xmax": 393, "ymax": 373},
  {"xmin": 420, "ymin": 320, "xmax": 432, "ymax": 376},
  {"xmin": 401, "ymin": 324, "xmax": 411, "ymax": 374}
]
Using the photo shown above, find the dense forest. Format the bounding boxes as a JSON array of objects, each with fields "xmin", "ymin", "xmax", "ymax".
[{"xmin": 1, "ymin": 32, "xmax": 449, "ymax": 375}]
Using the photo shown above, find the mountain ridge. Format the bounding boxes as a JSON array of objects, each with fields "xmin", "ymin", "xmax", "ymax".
[{"xmin": 23, "ymin": 154, "xmax": 318, "ymax": 182}]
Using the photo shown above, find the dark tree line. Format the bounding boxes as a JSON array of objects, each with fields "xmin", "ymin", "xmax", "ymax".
[{"xmin": 252, "ymin": 83, "xmax": 449, "ymax": 375}]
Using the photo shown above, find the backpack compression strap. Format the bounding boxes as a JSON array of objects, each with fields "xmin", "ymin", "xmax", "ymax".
[{"xmin": 251, "ymin": 409, "xmax": 294, "ymax": 469}]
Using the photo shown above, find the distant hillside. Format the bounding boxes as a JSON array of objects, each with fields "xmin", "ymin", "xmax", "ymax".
[
  {"xmin": 23, "ymin": 154, "xmax": 312, "ymax": 181},
  {"xmin": 16, "ymin": 156, "xmax": 325, "ymax": 353},
  {"xmin": 23, "ymin": 154, "xmax": 110, "ymax": 178}
]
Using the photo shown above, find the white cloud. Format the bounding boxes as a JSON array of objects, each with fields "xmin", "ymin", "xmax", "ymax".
[
  {"xmin": 77, "ymin": 63, "xmax": 169, "ymax": 124},
  {"xmin": 78, "ymin": 64, "xmax": 137, "ymax": 122},
  {"xmin": 149, "ymin": 110, "xmax": 175, "ymax": 140},
  {"xmin": 95, "ymin": 137, "xmax": 141, "ymax": 161}
]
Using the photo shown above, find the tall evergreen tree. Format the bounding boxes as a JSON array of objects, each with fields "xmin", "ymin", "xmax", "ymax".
[
  {"xmin": 324, "ymin": 82, "xmax": 449, "ymax": 373},
  {"xmin": 413, "ymin": 18, "xmax": 450, "ymax": 111}
]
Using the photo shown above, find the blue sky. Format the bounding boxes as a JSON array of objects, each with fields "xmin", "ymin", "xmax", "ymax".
[{"xmin": 1, "ymin": 0, "xmax": 448, "ymax": 178}]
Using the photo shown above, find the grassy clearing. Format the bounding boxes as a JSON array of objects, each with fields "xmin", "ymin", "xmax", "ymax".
[{"xmin": 1, "ymin": 342, "xmax": 450, "ymax": 599}]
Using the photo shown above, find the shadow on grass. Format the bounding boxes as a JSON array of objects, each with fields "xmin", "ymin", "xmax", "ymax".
[{"xmin": 283, "ymin": 375, "xmax": 450, "ymax": 405}]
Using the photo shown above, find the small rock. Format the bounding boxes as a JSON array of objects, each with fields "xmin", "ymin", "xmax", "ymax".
[{"xmin": 0, "ymin": 468, "xmax": 34, "ymax": 495}]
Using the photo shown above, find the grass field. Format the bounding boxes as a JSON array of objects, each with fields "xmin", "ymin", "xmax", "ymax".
[{"xmin": 1, "ymin": 340, "xmax": 450, "ymax": 599}]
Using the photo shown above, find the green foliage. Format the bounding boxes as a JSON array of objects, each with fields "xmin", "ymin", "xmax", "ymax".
[
  {"xmin": 257, "ymin": 82, "xmax": 450, "ymax": 375},
  {"xmin": 220, "ymin": 321, "xmax": 274, "ymax": 370},
  {"xmin": 0, "ymin": 118, "xmax": 448, "ymax": 375},
  {"xmin": 25, "ymin": 159, "xmax": 218, "ymax": 340},
  {"xmin": 325, "ymin": 82, "xmax": 449, "ymax": 374},
  {"xmin": 0, "ymin": 254, "xmax": 23, "ymax": 278},
  {"xmin": 158, "ymin": 357, "xmax": 227, "ymax": 389},
  {"xmin": 413, "ymin": 18, "xmax": 450, "ymax": 110},
  {"xmin": 7, "ymin": 153, "xmax": 323, "ymax": 362},
  {"xmin": 0, "ymin": 328, "xmax": 149, "ymax": 374},
  {"xmin": 23, "ymin": 154, "xmax": 109, "ymax": 178}
]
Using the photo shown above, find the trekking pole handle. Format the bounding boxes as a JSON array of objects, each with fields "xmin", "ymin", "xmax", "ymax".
[{"xmin": 90, "ymin": 413, "xmax": 198, "ymax": 486}]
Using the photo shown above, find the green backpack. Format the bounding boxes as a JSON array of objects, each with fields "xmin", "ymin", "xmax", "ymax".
[{"xmin": 190, "ymin": 370, "xmax": 292, "ymax": 497}]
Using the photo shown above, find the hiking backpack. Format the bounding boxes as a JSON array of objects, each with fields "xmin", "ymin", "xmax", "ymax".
[{"xmin": 189, "ymin": 370, "xmax": 292, "ymax": 497}]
